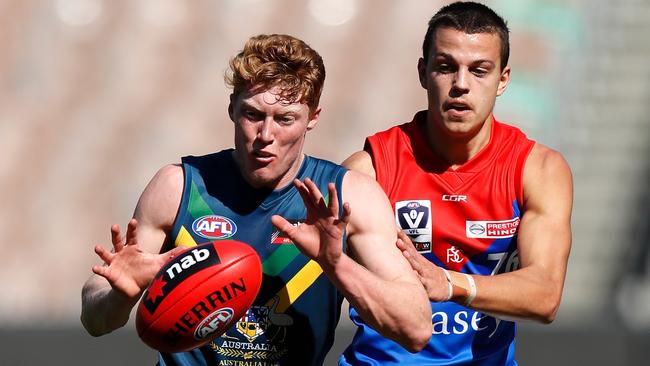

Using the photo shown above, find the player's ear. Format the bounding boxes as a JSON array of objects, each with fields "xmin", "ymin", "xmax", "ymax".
[
  {"xmin": 228, "ymin": 93, "xmax": 236, "ymax": 122},
  {"xmin": 307, "ymin": 106, "xmax": 321, "ymax": 131},
  {"xmin": 417, "ymin": 57, "xmax": 427, "ymax": 89},
  {"xmin": 496, "ymin": 65, "xmax": 511, "ymax": 97}
]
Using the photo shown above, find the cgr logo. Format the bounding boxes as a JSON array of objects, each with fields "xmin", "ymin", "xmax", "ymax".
[
  {"xmin": 442, "ymin": 194, "xmax": 467, "ymax": 202},
  {"xmin": 192, "ymin": 215, "xmax": 237, "ymax": 239},
  {"xmin": 194, "ymin": 307, "xmax": 235, "ymax": 341}
]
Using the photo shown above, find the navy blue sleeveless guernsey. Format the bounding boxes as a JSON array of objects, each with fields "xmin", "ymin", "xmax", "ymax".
[{"xmin": 159, "ymin": 150, "xmax": 347, "ymax": 366}]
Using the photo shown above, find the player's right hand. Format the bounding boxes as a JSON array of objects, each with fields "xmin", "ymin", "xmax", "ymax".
[
  {"xmin": 91, "ymin": 219, "xmax": 183, "ymax": 300},
  {"xmin": 271, "ymin": 178, "xmax": 350, "ymax": 271},
  {"xmin": 396, "ymin": 230, "xmax": 451, "ymax": 303}
]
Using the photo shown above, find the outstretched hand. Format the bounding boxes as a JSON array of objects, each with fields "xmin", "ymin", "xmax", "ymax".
[
  {"xmin": 396, "ymin": 230, "xmax": 451, "ymax": 302},
  {"xmin": 271, "ymin": 178, "xmax": 350, "ymax": 269},
  {"xmin": 92, "ymin": 219, "xmax": 183, "ymax": 300}
]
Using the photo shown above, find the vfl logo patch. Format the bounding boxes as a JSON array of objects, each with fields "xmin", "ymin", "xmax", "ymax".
[
  {"xmin": 194, "ymin": 308, "xmax": 234, "ymax": 341},
  {"xmin": 466, "ymin": 218, "xmax": 520, "ymax": 238},
  {"xmin": 271, "ymin": 219, "xmax": 303, "ymax": 244},
  {"xmin": 142, "ymin": 245, "xmax": 221, "ymax": 315},
  {"xmin": 395, "ymin": 200, "xmax": 432, "ymax": 253},
  {"xmin": 192, "ymin": 215, "xmax": 237, "ymax": 239}
]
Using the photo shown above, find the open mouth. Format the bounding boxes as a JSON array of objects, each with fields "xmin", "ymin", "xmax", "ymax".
[
  {"xmin": 253, "ymin": 150, "xmax": 275, "ymax": 163},
  {"xmin": 444, "ymin": 101, "xmax": 471, "ymax": 112}
]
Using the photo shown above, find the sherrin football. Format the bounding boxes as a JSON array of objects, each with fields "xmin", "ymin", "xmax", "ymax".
[{"xmin": 136, "ymin": 240, "xmax": 262, "ymax": 353}]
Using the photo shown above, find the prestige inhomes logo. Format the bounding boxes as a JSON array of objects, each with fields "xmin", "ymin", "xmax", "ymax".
[{"xmin": 466, "ymin": 218, "xmax": 520, "ymax": 238}]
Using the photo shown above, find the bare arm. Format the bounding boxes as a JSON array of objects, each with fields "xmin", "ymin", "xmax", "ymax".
[
  {"xmin": 398, "ymin": 144, "xmax": 573, "ymax": 323},
  {"xmin": 341, "ymin": 171, "xmax": 432, "ymax": 348},
  {"xmin": 467, "ymin": 144, "xmax": 572, "ymax": 322},
  {"xmin": 271, "ymin": 175, "xmax": 432, "ymax": 352},
  {"xmin": 80, "ymin": 164, "xmax": 185, "ymax": 336}
]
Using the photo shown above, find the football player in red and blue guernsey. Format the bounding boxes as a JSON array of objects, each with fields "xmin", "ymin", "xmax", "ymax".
[
  {"xmin": 342, "ymin": 2, "xmax": 573, "ymax": 365},
  {"xmin": 80, "ymin": 34, "xmax": 431, "ymax": 365}
]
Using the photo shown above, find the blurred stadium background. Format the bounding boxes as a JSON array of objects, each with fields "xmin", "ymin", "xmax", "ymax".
[{"xmin": 1, "ymin": 0, "xmax": 649, "ymax": 364}]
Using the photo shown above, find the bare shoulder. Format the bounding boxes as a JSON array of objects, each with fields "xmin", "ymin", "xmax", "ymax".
[
  {"xmin": 523, "ymin": 143, "xmax": 573, "ymax": 212},
  {"xmin": 524, "ymin": 143, "xmax": 572, "ymax": 182},
  {"xmin": 342, "ymin": 150, "xmax": 376, "ymax": 179},
  {"xmin": 150, "ymin": 164, "xmax": 184, "ymax": 189},
  {"xmin": 342, "ymin": 168, "xmax": 382, "ymax": 198},
  {"xmin": 134, "ymin": 164, "xmax": 184, "ymax": 230},
  {"xmin": 341, "ymin": 169, "xmax": 394, "ymax": 234}
]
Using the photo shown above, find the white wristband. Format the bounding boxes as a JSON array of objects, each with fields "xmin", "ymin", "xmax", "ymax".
[
  {"xmin": 441, "ymin": 268, "xmax": 453, "ymax": 302},
  {"xmin": 463, "ymin": 274, "xmax": 477, "ymax": 306}
]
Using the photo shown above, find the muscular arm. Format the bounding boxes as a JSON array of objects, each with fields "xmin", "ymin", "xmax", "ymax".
[
  {"xmin": 339, "ymin": 171, "xmax": 432, "ymax": 350},
  {"xmin": 348, "ymin": 146, "xmax": 573, "ymax": 323},
  {"xmin": 80, "ymin": 164, "xmax": 184, "ymax": 336},
  {"xmin": 463, "ymin": 144, "xmax": 573, "ymax": 322}
]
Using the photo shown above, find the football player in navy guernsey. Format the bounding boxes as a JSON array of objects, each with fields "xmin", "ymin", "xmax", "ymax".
[{"xmin": 81, "ymin": 34, "xmax": 431, "ymax": 365}]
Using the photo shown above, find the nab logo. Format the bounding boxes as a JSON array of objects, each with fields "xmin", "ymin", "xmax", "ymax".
[
  {"xmin": 194, "ymin": 308, "xmax": 234, "ymax": 341},
  {"xmin": 192, "ymin": 215, "xmax": 237, "ymax": 239},
  {"xmin": 142, "ymin": 243, "xmax": 220, "ymax": 315},
  {"xmin": 442, "ymin": 194, "xmax": 467, "ymax": 202},
  {"xmin": 166, "ymin": 247, "xmax": 210, "ymax": 279}
]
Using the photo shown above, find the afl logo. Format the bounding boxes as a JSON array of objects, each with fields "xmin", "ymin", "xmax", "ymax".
[
  {"xmin": 469, "ymin": 223, "xmax": 485, "ymax": 235},
  {"xmin": 406, "ymin": 202, "xmax": 421, "ymax": 209},
  {"xmin": 192, "ymin": 215, "xmax": 237, "ymax": 239},
  {"xmin": 194, "ymin": 307, "xmax": 234, "ymax": 341}
]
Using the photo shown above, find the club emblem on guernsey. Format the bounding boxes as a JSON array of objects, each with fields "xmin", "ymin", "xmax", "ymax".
[
  {"xmin": 210, "ymin": 297, "xmax": 292, "ymax": 361},
  {"xmin": 236, "ymin": 306, "xmax": 270, "ymax": 342},
  {"xmin": 192, "ymin": 215, "xmax": 237, "ymax": 239},
  {"xmin": 447, "ymin": 246, "xmax": 464, "ymax": 264}
]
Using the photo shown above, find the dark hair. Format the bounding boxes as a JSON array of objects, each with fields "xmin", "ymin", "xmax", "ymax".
[
  {"xmin": 225, "ymin": 34, "xmax": 325, "ymax": 112},
  {"xmin": 422, "ymin": 1, "xmax": 510, "ymax": 70}
]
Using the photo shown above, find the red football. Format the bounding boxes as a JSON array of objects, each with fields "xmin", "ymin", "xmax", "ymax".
[{"xmin": 136, "ymin": 240, "xmax": 262, "ymax": 353}]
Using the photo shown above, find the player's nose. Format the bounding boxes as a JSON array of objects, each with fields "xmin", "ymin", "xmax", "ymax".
[{"xmin": 257, "ymin": 118, "xmax": 275, "ymax": 143}]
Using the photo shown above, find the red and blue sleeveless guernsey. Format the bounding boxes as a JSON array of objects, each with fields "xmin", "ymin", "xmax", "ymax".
[
  {"xmin": 341, "ymin": 111, "xmax": 535, "ymax": 366},
  {"xmin": 160, "ymin": 149, "xmax": 347, "ymax": 366}
]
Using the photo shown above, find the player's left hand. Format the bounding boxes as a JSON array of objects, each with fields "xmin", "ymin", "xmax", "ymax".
[
  {"xmin": 271, "ymin": 178, "xmax": 350, "ymax": 270},
  {"xmin": 396, "ymin": 230, "xmax": 451, "ymax": 302}
]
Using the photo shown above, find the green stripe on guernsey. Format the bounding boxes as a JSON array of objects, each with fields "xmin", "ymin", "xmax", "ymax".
[
  {"xmin": 189, "ymin": 181, "xmax": 215, "ymax": 219},
  {"xmin": 262, "ymin": 245, "xmax": 301, "ymax": 276}
]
